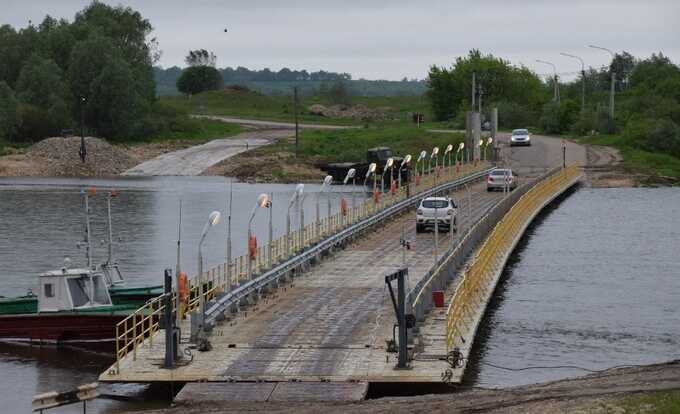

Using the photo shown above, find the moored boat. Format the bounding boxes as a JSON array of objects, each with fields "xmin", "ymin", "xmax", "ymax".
[{"xmin": 0, "ymin": 267, "xmax": 139, "ymax": 351}]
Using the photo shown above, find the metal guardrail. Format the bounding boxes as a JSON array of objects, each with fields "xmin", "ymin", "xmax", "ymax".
[
  {"xmin": 445, "ymin": 166, "xmax": 581, "ymax": 353},
  {"xmin": 112, "ymin": 163, "xmax": 493, "ymax": 373},
  {"xmin": 407, "ymin": 167, "xmax": 562, "ymax": 322}
]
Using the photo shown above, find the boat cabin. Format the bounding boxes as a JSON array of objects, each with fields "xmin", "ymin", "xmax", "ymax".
[{"xmin": 38, "ymin": 268, "xmax": 112, "ymax": 312}]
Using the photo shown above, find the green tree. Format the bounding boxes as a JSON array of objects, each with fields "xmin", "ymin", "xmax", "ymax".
[
  {"xmin": 88, "ymin": 56, "xmax": 143, "ymax": 139},
  {"xmin": 176, "ymin": 65, "xmax": 223, "ymax": 96},
  {"xmin": 328, "ymin": 80, "xmax": 351, "ymax": 105},
  {"xmin": 0, "ymin": 81, "xmax": 18, "ymax": 141}
]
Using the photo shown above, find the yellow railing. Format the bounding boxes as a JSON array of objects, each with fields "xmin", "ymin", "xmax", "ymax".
[
  {"xmin": 445, "ymin": 165, "xmax": 581, "ymax": 353},
  {"xmin": 112, "ymin": 163, "xmax": 490, "ymax": 373}
]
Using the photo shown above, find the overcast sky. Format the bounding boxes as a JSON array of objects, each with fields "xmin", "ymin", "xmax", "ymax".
[{"xmin": 3, "ymin": 0, "xmax": 679, "ymax": 81}]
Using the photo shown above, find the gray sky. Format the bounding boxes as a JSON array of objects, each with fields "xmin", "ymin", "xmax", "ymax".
[{"xmin": 3, "ymin": 0, "xmax": 679, "ymax": 81}]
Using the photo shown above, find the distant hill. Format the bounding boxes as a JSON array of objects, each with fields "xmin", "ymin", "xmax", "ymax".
[{"xmin": 154, "ymin": 66, "xmax": 426, "ymax": 97}]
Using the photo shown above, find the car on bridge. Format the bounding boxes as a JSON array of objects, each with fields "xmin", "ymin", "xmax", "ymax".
[
  {"xmin": 487, "ymin": 168, "xmax": 518, "ymax": 191},
  {"xmin": 416, "ymin": 196, "xmax": 457, "ymax": 233},
  {"xmin": 510, "ymin": 128, "xmax": 531, "ymax": 146}
]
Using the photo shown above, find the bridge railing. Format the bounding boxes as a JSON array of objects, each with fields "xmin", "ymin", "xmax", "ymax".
[
  {"xmin": 444, "ymin": 165, "xmax": 581, "ymax": 354},
  {"xmin": 112, "ymin": 162, "xmax": 492, "ymax": 374}
]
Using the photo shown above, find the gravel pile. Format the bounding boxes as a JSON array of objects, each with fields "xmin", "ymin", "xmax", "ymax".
[
  {"xmin": 27, "ymin": 137, "xmax": 139, "ymax": 177},
  {"xmin": 308, "ymin": 104, "xmax": 393, "ymax": 121}
]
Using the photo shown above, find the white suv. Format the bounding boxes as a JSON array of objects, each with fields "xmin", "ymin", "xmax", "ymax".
[{"xmin": 416, "ymin": 197, "xmax": 457, "ymax": 233}]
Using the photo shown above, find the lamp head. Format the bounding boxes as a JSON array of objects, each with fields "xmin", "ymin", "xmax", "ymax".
[
  {"xmin": 366, "ymin": 162, "xmax": 377, "ymax": 177},
  {"xmin": 430, "ymin": 147, "xmax": 439, "ymax": 158},
  {"xmin": 295, "ymin": 183, "xmax": 304, "ymax": 197},
  {"xmin": 257, "ymin": 193, "xmax": 270, "ymax": 208},
  {"xmin": 323, "ymin": 175, "xmax": 333, "ymax": 187},
  {"xmin": 417, "ymin": 150, "xmax": 427, "ymax": 162},
  {"xmin": 208, "ymin": 211, "xmax": 221, "ymax": 226},
  {"xmin": 385, "ymin": 158, "xmax": 394, "ymax": 169},
  {"xmin": 487, "ymin": 137, "xmax": 493, "ymax": 145},
  {"xmin": 343, "ymin": 168, "xmax": 356, "ymax": 184},
  {"xmin": 401, "ymin": 154, "xmax": 412, "ymax": 166},
  {"xmin": 479, "ymin": 140, "xmax": 483, "ymax": 147},
  {"xmin": 445, "ymin": 144, "xmax": 453, "ymax": 154},
  {"xmin": 459, "ymin": 142, "xmax": 465, "ymax": 150}
]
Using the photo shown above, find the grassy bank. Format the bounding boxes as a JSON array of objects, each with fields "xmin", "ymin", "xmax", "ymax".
[
  {"xmin": 298, "ymin": 124, "xmax": 463, "ymax": 162},
  {"xmin": 144, "ymin": 118, "xmax": 242, "ymax": 143},
  {"xmin": 161, "ymin": 89, "xmax": 431, "ymax": 126},
  {"xmin": 575, "ymin": 134, "xmax": 680, "ymax": 181}
]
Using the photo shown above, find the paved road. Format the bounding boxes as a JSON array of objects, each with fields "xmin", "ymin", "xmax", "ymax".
[
  {"xmin": 122, "ymin": 129, "xmax": 292, "ymax": 176},
  {"xmin": 194, "ymin": 115, "xmax": 359, "ymax": 130}
]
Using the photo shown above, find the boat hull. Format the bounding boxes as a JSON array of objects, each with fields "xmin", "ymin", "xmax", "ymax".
[{"xmin": 0, "ymin": 313, "xmax": 126, "ymax": 352}]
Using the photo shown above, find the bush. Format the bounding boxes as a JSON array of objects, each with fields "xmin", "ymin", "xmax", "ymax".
[
  {"xmin": 623, "ymin": 117, "xmax": 680, "ymax": 157},
  {"xmin": 177, "ymin": 66, "xmax": 223, "ymax": 96},
  {"xmin": 496, "ymin": 101, "xmax": 536, "ymax": 129},
  {"xmin": 16, "ymin": 104, "xmax": 58, "ymax": 142}
]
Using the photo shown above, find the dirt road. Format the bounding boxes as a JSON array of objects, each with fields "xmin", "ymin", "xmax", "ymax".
[
  {"xmin": 194, "ymin": 115, "xmax": 359, "ymax": 130},
  {"xmin": 122, "ymin": 129, "xmax": 292, "ymax": 176}
]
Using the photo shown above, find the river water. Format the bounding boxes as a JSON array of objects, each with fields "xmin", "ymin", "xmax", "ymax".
[
  {"xmin": 467, "ymin": 187, "xmax": 680, "ymax": 387},
  {"xmin": 1, "ymin": 179, "xmax": 679, "ymax": 411}
]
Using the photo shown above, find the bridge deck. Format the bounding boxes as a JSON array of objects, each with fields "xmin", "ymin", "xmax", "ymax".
[{"xmin": 101, "ymin": 182, "xmax": 503, "ymax": 383}]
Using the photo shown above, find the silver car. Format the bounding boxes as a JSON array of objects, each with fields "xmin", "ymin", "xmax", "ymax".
[
  {"xmin": 510, "ymin": 129, "xmax": 531, "ymax": 146},
  {"xmin": 416, "ymin": 197, "xmax": 457, "ymax": 233},
  {"xmin": 487, "ymin": 169, "xmax": 517, "ymax": 191}
]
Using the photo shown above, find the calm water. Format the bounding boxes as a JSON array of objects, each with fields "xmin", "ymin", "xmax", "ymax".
[
  {"xmin": 0, "ymin": 176, "xmax": 364, "ymax": 413},
  {"xmin": 468, "ymin": 187, "xmax": 680, "ymax": 387}
]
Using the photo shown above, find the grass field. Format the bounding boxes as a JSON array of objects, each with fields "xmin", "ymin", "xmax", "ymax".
[
  {"xmin": 575, "ymin": 134, "xmax": 680, "ymax": 180},
  {"xmin": 161, "ymin": 89, "xmax": 432, "ymax": 126},
  {"xmin": 145, "ymin": 118, "xmax": 242, "ymax": 143}
]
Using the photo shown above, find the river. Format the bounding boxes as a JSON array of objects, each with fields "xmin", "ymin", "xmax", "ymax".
[{"xmin": 467, "ymin": 186, "xmax": 680, "ymax": 387}]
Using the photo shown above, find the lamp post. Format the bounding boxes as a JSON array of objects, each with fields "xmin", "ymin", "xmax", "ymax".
[
  {"xmin": 478, "ymin": 139, "xmax": 483, "ymax": 164},
  {"xmin": 287, "ymin": 184, "xmax": 304, "ymax": 256},
  {"xmin": 398, "ymin": 154, "xmax": 411, "ymax": 195},
  {"xmin": 430, "ymin": 147, "xmax": 439, "ymax": 189},
  {"xmin": 299, "ymin": 191, "xmax": 308, "ymax": 249},
  {"xmin": 561, "ymin": 52, "xmax": 586, "ymax": 112},
  {"xmin": 443, "ymin": 144, "xmax": 453, "ymax": 176},
  {"xmin": 416, "ymin": 150, "xmax": 426, "ymax": 186},
  {"xmin": 456, "ymin": 142, "xmax": 464, "ymax": 174},
  {"xmin": 381, "ymin": 157, "xmax": 394, "ymax": 198},
  {"xmin": 317, "ymin": 175, "xmax": 333, "ymax": 238},
  {"xmin": 198, "ymin": 211, "xmax": 221, "ymax": 330},
  {"xmin": 247, "ymin": 194, "xmax": 270, "ymax": 281},
  {"xmin": 342, "ymin": 168, "xmax": 356, "ymax": 224},
  {"xmin": 589, "ymin": 44, "xmax": 616, "ymax": 120},
  {"xmin": 536, "ymin": 59, "xmax": 560, "ymax": 103}
]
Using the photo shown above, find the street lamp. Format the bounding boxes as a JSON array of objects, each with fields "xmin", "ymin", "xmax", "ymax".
[
  {"xmin": 317, "ymin": 175, "xmax": 333, "ymax": 237},
  {"xmin": 247, "ymin": 194, "xmax": 269, "ymax": 281},
  {"xmin": 381, "ymin": 157, "xmax": 394, "ymax": 196},
  {"xmin": 536, "ymin": 59, "xmax": 560, "ymax": 103},
  {"xmin": 287, "ymin": 184, "xmax": 304, "ymax": 256},
  {"xmin": 198, "ymin": 210, "xmax": 221, "ymax": 331},
  {"xmin": 343, "ymin": 168, "xmax": 356, "ymax": 223},
  {"xmin": 561, "ymin": 52, "xmax": 586, "ymax": 112},
  {"xmin": 444, "ymin": 144, "xmax": 453, "ymax": 174},
  {"xmin": 398, "ymin": 154, "xmax": 411, "ymax": 192},
  {"xmin": 416, "ymin": 150, "xmax": 427, "ymax": 183},
  {"xmin": 363, "ymin": 162, "xmax": 377, "ymax": 190},
  {"xmin": 589, "ymin": 44, "xmax": 616, "ymax": 120},
  {"xmin": 456, "ymin": 142, "xmax": 465, "ymax": 173}
]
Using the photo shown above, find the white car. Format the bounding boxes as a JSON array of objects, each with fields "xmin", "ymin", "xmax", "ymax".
[
  {"xmin": 510, "ymin": 129, "xmax": 531, "ymax": 146},
  {"xmin": 416, "ymin": 197, "xmax": 457, "ymax": 233}
]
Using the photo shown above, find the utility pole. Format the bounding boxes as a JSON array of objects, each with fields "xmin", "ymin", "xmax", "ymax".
[
  {"xmin": 589, "ymin": 45, "xmax": 616, "ymax": 120},
  {"xmin": 478, "ymin": 84, "xmax": 483, "ymax": 114},
  {"xmin": 294, "ymin": 86, "xmax": 299, "ymax": 158},
  {"xmin": 561, "ymin": 53, "xmax": 586, "ymax": 112},
  {"xmin": 471, "ymin": 72, "xmax": 476, "ymax": 111}
]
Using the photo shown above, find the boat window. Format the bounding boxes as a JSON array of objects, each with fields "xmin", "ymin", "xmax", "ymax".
[
  {"xmin": 44, "ymin": 283, "xmax": 54, "ymax": 298},
  {"xmin": 68, "ymin": 277, "xmax": 90, "ymax": 307},
  {"xmin": 92, "ymin": 275, "xmax": 111, "ymax": 305}
]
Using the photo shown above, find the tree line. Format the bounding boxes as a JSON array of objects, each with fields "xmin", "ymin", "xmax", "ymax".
[
  {"xmin": 0, "ymin": 2, "xmax": 196, "ymax": 144},
  {"xmin": 427, "ymin": 50, "xmax": 680, "ymax": 158}
]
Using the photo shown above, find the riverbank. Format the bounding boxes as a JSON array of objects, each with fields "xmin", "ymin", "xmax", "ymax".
[
  {"xmin": 574, "ymin": 134, "xmax": 680, "ymax": 186},
  {"xmin": 133, "ymin": 360, "xmax": 680, "ymax": 413}
]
